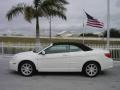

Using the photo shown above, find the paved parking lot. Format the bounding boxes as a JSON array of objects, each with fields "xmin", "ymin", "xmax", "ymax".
[{"xmin": 0, "ymin": 55, "xmax": 120, "ymax": 90}]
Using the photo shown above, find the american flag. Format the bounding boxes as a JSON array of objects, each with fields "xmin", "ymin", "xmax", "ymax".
[{"xmin": 85, "ymin": 12, "xmax": 104, "ymax": 28}]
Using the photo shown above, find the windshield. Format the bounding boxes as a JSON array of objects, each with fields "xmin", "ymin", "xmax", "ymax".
[{"xmin": 33, "ymin": 44, "xmax": 52, "ymax": 53}]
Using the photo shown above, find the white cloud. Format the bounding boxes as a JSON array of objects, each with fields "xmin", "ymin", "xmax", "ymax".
[{"xmin": 116, "ymin": 0, "xmax": 120, "ymax": 7}]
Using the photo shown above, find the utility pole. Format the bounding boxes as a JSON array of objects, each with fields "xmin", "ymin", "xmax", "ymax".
[{"xmin": 107, "ymin": 0, "xmax": 110, "ymax": 50}]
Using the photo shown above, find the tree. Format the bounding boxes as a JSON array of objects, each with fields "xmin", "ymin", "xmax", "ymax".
[
  {"xmin": 80, "ymin": 33, "xmax": 99, "ymax": 37},
  {"xmin": 6, "ymin": 0, "xmax": 68, "ymax": 47},
  {"xmin": 103, "ymin": 28, "xmax": 120, "ymax": 38}
]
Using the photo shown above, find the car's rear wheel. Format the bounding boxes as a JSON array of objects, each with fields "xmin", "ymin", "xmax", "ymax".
[
  {"xmin": 83, "ymin": 62, "xmax": 100, "ymax": 77},
  {"xmin": 19, "ymin": 61, "xmax": 35, "ymax": 76}
]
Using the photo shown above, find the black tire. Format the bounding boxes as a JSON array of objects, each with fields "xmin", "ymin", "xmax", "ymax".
[
  {"xmin": 82, "ymin": 62, "xmax": 101, "ymax": 77},
  {"xmin": 18, "ymin": 61, "xmax": 36, "ymax": 76}
]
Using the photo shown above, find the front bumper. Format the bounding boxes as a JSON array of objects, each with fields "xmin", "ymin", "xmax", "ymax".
[{"xmin": 9, "ymin": 60, "xmax": 18, "ymax": 71}]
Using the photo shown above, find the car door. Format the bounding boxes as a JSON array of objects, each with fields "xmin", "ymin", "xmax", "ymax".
[
  {"xmin": 37, "ymin": 44, "xmax": 72, "ymax": 71},
  {"xmin": 68, "ymin": 44, "xmax": 90, "ymax": 71}
]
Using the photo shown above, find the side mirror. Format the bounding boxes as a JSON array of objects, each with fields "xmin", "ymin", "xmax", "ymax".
[{"xmin": 41, "ymin": 51, "xmax": 46, "ymax": 55}]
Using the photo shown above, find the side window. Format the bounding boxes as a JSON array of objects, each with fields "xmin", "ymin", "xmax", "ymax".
[
  {"xmin": 70, "ymin": 45, "xmax": 82, "ymax": 52},
  {"xmin": 45, "ymin": 45, "xmax": 68, "ymax": 54}
]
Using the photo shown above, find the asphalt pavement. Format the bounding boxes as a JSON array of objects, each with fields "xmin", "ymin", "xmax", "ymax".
[{"xmin": 0, "ymin": 55, "xmax": 120, "ymax": 90}]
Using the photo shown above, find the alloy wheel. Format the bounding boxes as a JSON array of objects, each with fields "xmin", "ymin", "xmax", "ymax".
[
  {"xmin": 84, "ymin": 63, "xmax": 100, "ymax": 77},
  {"xmin": 20, "ymin": 63, "xmax": 33, "ymax": 76}
]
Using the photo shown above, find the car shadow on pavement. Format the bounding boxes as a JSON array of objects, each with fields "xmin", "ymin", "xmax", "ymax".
[
  {"xmin": 37, "ymin": 72, "xmax": 84, "ymax": 76},
  {"xmin": 100, "ymin": 71, "xmax": 108, "ymax": 76},
  {"xmin": 9, "ymin": 71, "xmax": 22, "ymax": 76},
  {"xmin": 35, "ymin": 71, "xmax": 109, "ymax": 77},
  {"xmin": 34, "ymin": 72, "xmax": 88, "ymax": 78},
  {"xmin": 10, "ymin": 71, "xmax": 85, "ymax": 77},
  {"xmin": 9, "ymin": 70, "xmax": 111, "ymax": 77}
]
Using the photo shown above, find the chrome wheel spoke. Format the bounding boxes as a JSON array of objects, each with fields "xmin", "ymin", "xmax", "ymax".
[
  {"xmin": 86, "ymin": 64, "xmax": 98, "ymax": 77},
  {"xmin": 21, "ymin": 63, "xmax": 33, "ymax": 76}
]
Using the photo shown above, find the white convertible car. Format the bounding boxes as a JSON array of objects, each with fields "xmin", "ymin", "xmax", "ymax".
[{"xmin": 9, "ymin": 42, "xmax": 113, "ymax": 77}]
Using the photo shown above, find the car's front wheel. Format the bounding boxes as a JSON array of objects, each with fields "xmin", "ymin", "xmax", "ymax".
[
  {"xmin": 83, "ymin": 62, "xmax": 100, "ymax": 77},
  {"xmin": 18, "ymin": 61, "xmax": 36, "ymax": 76}
]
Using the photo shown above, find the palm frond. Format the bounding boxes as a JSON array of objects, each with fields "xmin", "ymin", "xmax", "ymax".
[
  {"xmin": 53, "ymin": 3, "xmax": 67, "ymax": 11},
  {"xmin": 42, "ymin": 0, "xmax": 68, "ymax": 9},
  {"xmin": 24, "ymin": 6, "xmax": 35, "ymax": 22},
  {"xmin": 46, "ymin": 9, "xmax": 67, "ymax": 20},
  {"xmin": 55, "ymin": 0, "xmax": 69, "ymax": 4},
  {"xmin": 44, "ymin": 0, "xmax": 69, "ymax": 5},
  {"xmin": 40, "ymin": 0, "xmax": 68, "ymax": 20},
  {"xmin": 6, "ymin": 3, "xmax": 25, "ymax": 21}
]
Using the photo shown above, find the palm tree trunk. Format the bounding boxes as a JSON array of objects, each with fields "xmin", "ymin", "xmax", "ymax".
[
  {"xmin": 35, "ymin": 16, "xmax": 41, "ymax": 48},
  {"xmin": 36, "ymin": 16, "xmax": 39, "ymax": 41}
]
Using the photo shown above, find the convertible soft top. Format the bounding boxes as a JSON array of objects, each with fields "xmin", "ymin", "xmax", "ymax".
[{"xmin": 53, "ymin": 42, "xmax": 93, "ymax": 51}]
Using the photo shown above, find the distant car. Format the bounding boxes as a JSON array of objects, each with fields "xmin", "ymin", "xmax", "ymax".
[{"xmin": 9, "ymin": 42, "xmax": 113, "ymax": 77}]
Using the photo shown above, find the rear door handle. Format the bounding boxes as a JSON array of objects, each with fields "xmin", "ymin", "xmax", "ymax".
[{"xmin": 62, "ymin": 54, "xmax": 68, "ymax": 56}]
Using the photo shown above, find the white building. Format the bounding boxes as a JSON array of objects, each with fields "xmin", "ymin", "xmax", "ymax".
[{"xmin": 56, "ymin": 31, "xmax": 73, "ymax": 37}]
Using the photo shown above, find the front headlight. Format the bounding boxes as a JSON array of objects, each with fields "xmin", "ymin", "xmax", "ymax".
[{"xmin": 10, "ymin": 55, "xmax": 17, "ymax": 63}]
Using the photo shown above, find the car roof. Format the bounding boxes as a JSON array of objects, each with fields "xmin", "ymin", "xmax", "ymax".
[
  {"xmin": 52, "ymin": 42, "xmax": 92, "ymax": 51},
  {"xmin": 53, "ymin": 42, "xmax": 87, "ymax": 47},
  {"xmin": 53, "ymin": 42, "xmax": 82, "ymax": 45}
]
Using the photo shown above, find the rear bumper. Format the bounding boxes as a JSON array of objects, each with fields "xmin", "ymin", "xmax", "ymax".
[{"xmin": 101, "ymin": 58, "xmax": 113, "ymax": 70}]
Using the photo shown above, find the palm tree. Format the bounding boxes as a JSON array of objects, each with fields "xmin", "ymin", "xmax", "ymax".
[{"xmin": 6, "ymin": 0, "xmax": 68, "ymax": 47}]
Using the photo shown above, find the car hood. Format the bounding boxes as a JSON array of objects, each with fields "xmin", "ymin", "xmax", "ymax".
[
  {"xmin": 13, "ymin": 51, "xmax": 37, "ymax": 60},
  {"xmin": 15, "ymin": 51, "xmax": 35, "ymax": 55}
]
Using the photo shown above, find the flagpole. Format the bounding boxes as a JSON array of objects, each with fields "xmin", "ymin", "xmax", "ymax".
[
  {"xmin": 107, "ymin": 0, "xmax": 110, "ymax": 50},
  {"xmin": 82, "ymin": 9, "xmax": 85, "ymax": 44},
  {"xmin": 82, "ymin": 20, "xmax": 85, "ymax": 44}
]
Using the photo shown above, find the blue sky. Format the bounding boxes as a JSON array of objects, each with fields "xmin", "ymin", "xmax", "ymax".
[{"xmin": 0, "ymin": 0, "xmax": 120, "ymax": 36}]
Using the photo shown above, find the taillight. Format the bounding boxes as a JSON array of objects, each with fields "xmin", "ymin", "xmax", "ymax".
[{"xmin": 105, "ymin": 53, "xmax": 111, "ymax": 58}]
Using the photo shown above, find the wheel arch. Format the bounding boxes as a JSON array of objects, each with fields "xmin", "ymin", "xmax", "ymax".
[
  {"xmin": 82, "ymin": 60, "xmax": 101, "ymax": 72},
  {"xmin": 18, "ymin": 60, "xmax": 37, "ymax": 71}
]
